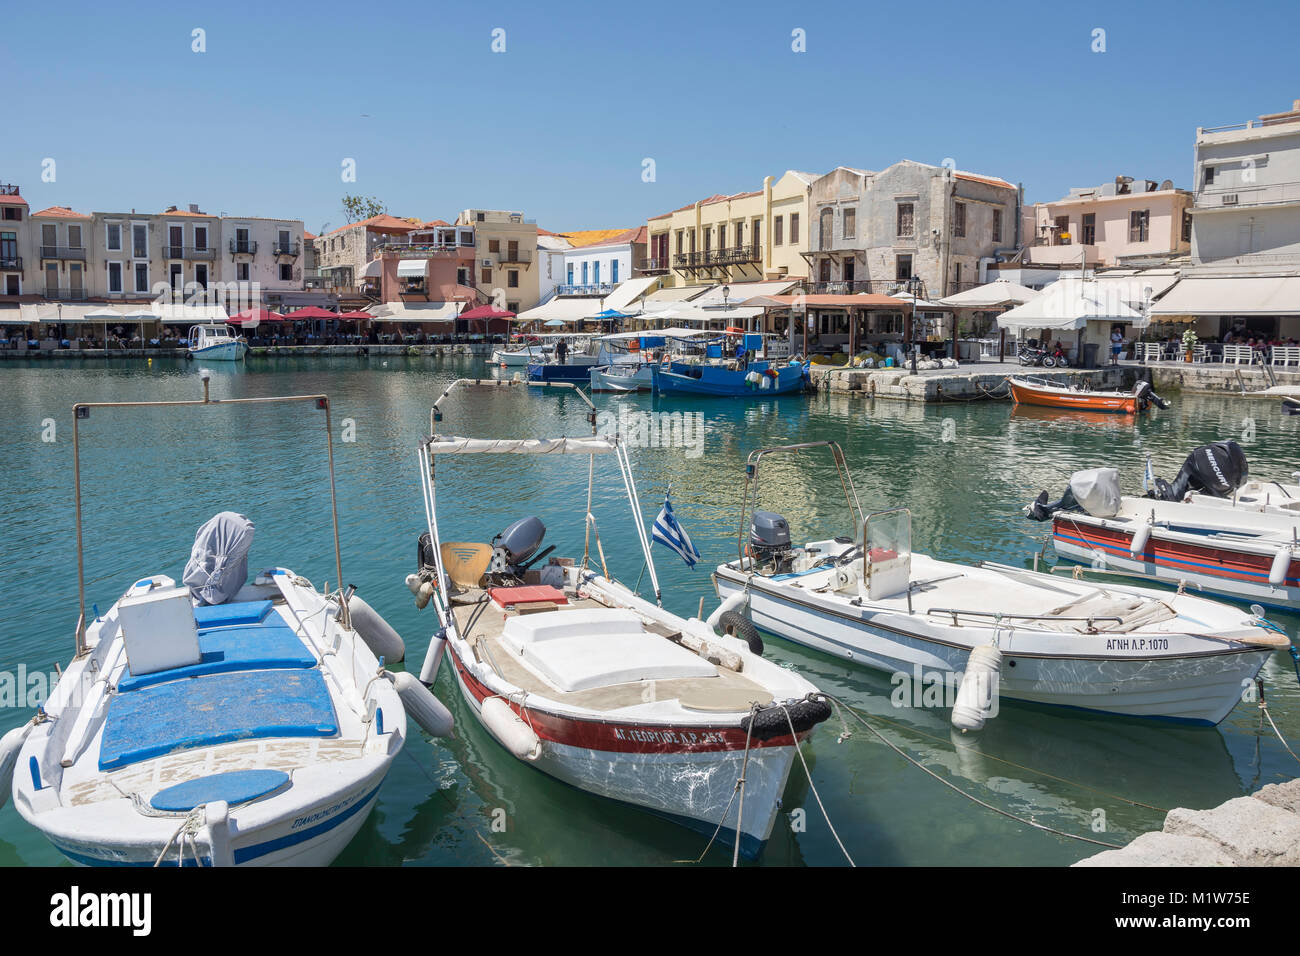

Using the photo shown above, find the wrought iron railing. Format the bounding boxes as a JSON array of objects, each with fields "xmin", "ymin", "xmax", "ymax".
[
  {"xmin": 39, "ymin": 245, "xmax": 87, "ymax": 259},
  {"xmin": 44, "ymin": 287, "xmax": 91, "ymax": 301},
  {"xmin": 229, "ymin": 240, "xmax": 258, "ymax": 255}
]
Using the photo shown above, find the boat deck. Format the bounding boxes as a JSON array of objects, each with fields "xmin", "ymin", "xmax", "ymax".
[{"xmin": 450, "ymin": 590, "xmax": 772, "ymax": 713}]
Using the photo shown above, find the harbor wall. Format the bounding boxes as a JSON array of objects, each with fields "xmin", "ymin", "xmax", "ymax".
[
  {"xmin": 0, "ymin": 343, "xmax": 494, "ymax": 360},
  {"xmin": 807, "ymin": 365, "xmax": 1133, "ymax": 402}
]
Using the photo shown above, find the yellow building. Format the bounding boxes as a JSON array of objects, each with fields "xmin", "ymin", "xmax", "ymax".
[
  {"xmin": 645, "ymin": 171, "xmax": 815, "ymax": 290},
  {"xmin": 455, "ymin": 209, "xmax": 540, "ymax": 313}
]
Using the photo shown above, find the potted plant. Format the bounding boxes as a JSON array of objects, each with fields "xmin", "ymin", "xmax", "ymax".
[{"xmin": 1182, "ymin": 328, "xmax": 1198, "ymax": 362}]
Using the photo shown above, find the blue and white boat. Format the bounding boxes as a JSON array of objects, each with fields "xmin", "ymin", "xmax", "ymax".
[
  {"xmin": 2, "ymin": 379, "xmax": 451, "ymax": 866},
  {"xmin": 187, "ymin": 323, "xmax": 248, "ymax": 361},
  {"xmin": 589, "ymin": 329, "xmax": 715, "ymax": 392},
  {"xmin": 651, "ymin": 332, "xmax": 807, "ymax": 398}
]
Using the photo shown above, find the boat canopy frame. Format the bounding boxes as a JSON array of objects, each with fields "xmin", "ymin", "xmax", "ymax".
[{"xmin": 72, "ymin": 372, "xmax": 348, "ymax": 656}]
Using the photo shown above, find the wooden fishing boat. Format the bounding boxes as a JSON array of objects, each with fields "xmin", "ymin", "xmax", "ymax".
[{"xmin": 1008, "ymin": 376, "xmax": 1167, "ymax": 414}]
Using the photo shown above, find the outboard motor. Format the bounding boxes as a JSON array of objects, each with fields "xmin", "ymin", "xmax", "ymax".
[
  {"xmin": 1150, "ymin": 440, "xmax": 1247, "ymax": 501},
  {"xmin": 1027, "ymin": 467, "xmax": 1121, "ymax": 522},
  {"xmin": 489, "ymin": 516, "xmax": 549, "ymax": 574},
  {"xmin": 1134, "ymin": 380, "xmax": 1172, "ymax": 411},
  {"xmin": 750, "ymin": 511, "xmax": 794, "ymax": 573},
  {"xmin": 183, "ymin": 512, "xmax": 255, "ymax": 605}
]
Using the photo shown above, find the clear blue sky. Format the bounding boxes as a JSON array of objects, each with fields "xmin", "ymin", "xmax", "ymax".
[{"xmin": 4, "ymin": 0, "xmax": 1297, "ymax": 234}]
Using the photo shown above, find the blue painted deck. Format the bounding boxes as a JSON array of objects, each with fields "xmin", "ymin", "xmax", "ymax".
[
  {"xmin": 150, "ymin": 768, "xmax": 291, "ymax": 812},
  {"xmin": 117, "ymin": 619, "xmax": 317, "ymax": 693},
  {"xmin": 99, "ymin": 669, "xmax": 338, "ymax": 771},
  {"xmin": 193, "ymin": 599, "xmax": 274, "ymax": 627}
]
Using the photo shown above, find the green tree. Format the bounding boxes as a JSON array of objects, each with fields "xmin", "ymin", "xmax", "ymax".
[{"xmin": 342, "ymin": 195, "xmax": 387, "ymax": 223}]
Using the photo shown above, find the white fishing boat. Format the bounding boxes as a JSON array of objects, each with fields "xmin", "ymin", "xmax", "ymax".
[
  {"xmin": 492, "ymin": 342, "xmax": 550, "ymax": 367},
  {"xmin": 712, "ymin": 441, "xmax": 1289, "ymax": 728},
  {"xmin": 187, "ymin": 323, "xmax": 248, "ymax": 361},
  {"xmin": 2, "ymin": 377, "xmax": 452, "ymax": 866},
  {"xmin": 409, "ymin": 380, "xmax": 830, "ymax": 858},
  {"xmin": 588, "ymin": 328, "xmax": 715, "ymax": 392}
]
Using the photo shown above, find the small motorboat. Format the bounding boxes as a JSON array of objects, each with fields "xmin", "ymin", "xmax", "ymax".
[
  {"xmin": 712, "ymin": 441, "xmax": 1289, "ymax": 727},
  {"xmin": 492, "ymin": 340, "xmax": 550, "ymax": 367},
  {"xmin": 1029, "ymin": 442, "xmax": 1300, "ymax": 610},
  {"xmin": 652, "ymin": 332, "xmax": 807, "ymax": 398},
  {"xmin": 3, "ymin": 378, "xmax": 452, "ymax": 866},
  {"xmin": 526, "ymin": 336, "xmax": 602, "ymax": 384},
  {"xmin": 187, "ymin": 323, "xmax": 248, "ymax": 361},
  {"xmin": 409, "ymin": 381, "xmax": 830, "ymax": 858},
  {"xmin": 588, "ymin": 328, "xmax": 714, "ymax": 392},
  {"xmin": 1008, "ymin": 376, "xmax": 1169, "ymax": 414}
]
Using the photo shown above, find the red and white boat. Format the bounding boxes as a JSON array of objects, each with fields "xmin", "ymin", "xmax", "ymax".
[
  {"xmin": 1008, "ymin": 376, "xmax": 1168, "ymax": 414},
  {"xmin": 409, "ymin": 381, "xmax": 830, "ymax": 859}
]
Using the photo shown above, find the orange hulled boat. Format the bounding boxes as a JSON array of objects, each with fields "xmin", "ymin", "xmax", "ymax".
[{"xmin": 1008, "ymin": 376, "xmax": 1170, "ymax": 415}]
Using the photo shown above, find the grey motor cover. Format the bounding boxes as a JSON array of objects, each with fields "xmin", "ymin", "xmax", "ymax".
[
  {"xmin": 183, "ymin": 511, "xmax": 255, "ymax": 605},
  {"xmin": 492, "ymin": 516, "xmax": 545, "ymax": 565},
  {"xmin": 750, "ymin": 511, "xmax": 791, "ymax": 549},
  {"xmin": 1069, "ymin": 468, "xmax": 1121, "ymax": 517}
]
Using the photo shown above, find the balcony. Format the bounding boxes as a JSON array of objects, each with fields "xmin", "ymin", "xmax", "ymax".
[
  {"xmin": 806, "ymin": 280, "xmax": 917, "ymax": 296},
  {"xmin": 272, "ymin": 241, "xmax": 301, "ymax": 257},
  {"xmin": 229, "ymin": 239, "xmax": 258, "ymax": 255},
  {"xmin": 44, "ymin": 287, "xmax": 91, "ymax": 301},
  {"xmin": 40, "ymin": 245, "xmax": 87, "ymax": 260},
  {"xmin": 496, "ymin": 248, "xmax": 532, "ymax": 264},
  {"xmin": 376, "ymin": 240, "xmax": 474, "ymax": 256},
  {"xmin": 1196, "ymin": 180, "xmax": 1300, "ymax": 211},
  {"xmin": 641, "ymin": 257, "xmax": 670, "ymax": 275},
  {"xmin": 163, "ymin": 244, "xmax": 217, "ymax": 260},
  {"xmin": 555, "ymin": 282, "xmax": 614, "ymax": 297},
  {"xmin": 672, "ymin": 244, "xmax": 762, "ymax": 274},
  {"xmin": 0, "ymin": 256, "xmax": 21, "ymax": 271}
]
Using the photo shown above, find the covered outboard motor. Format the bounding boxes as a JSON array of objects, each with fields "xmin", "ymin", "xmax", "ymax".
[
  {"xmin": 183, "ymin": 512, "xmax": 255, "ymax": 605},
  {"xmin": 489, "ymin": 517, "xmax": 547, "ymax": 574},
  {"xmin": 750, "ymin": 511, "xmax": 794, "ymax": 572},
  {"xmin": 1027, "ymin": 468, "xmax": 1121, "ymax": 522},
  {"xmin": 1151, "ymin": 440, "xmax": 1247, "ymax": 501},
  {"xmin": 1134, "ymin": 380, "xmax": 1172, "ymax": 411}
]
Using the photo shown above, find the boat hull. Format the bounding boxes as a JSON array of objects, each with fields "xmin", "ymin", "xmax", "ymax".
[
  {"xmin": 1009, "ymin": 378, "xmax": 1137, "ymax": 413},
  {"xmin": 653, "ymin": 362, "xmax": 807, "ymax": 397},
  {"xmin": 1051, "ymin": 515, "xmax": 1300, "ymax": 610},
  {"xmin": 715, "ymin": 568, "xmax": 1270, "ymax": 725},
  {"xmin": 590, "ymin": 364, "xmax": 654, "ymax": 392},
  {"xmin": 189, "ymin": 341, "xmax": 248, "ymax": 361},
  {"xmin": 449, "ymin": 644, "xmax": 799, "ymax": 857},
  {"xmin": 493, "ymin": 347, "xmax": 546, "ymax": 367}
]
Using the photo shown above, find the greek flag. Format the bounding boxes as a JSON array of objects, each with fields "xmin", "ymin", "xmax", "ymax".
[
  {"xmin": 652, "ymin": 494, "xmax": 701, "ymax": 568},
  {"xmin": 1142, "ymin": 455, "xmax": 1155, "ymax": 494}
]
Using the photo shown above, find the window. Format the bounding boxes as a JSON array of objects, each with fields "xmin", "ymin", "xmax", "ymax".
[
  {"xmin": 843, "ymin": 208, "xmax": 856, "ymax": 240},
  {"xmin": 896, "ymin": 203, "xmax": 914, "ymax": 238},
  {"xmin": 457, "ymin": 267, "xmax": 469, "ymax": 286},
  {"xmin": 953, "ymin": 202, "xmax": 966, "ymax": 239},
  {"xmin": 42, "ymin": 224, "xmax": 56, "ymax": 252},
  {"xmin": 819, "ymin": 208, "xmax": 833, "ymax": 250},
  {"xmin": 752, "ymin": 218, "xmax": 762, "ymax": 252},
  {"xmin": 789, "ymin": 213, "xmax": 799, "ymax": 244},
  {"xmin": 169, "ymin": 263, "xmax": 182, "ymax": 291},
  {"xmin": 237, "ymin": 262, "xmax": 250, "ymax": 281},
  {"xmin": 1054, "ymin": 216, "xmax": 1071, "ymax": 245},
  {"xmin": 1181, "ymin": 208, "xmax": 1192, "ymax": 243},
  {"xmin": 68, "ymin": 225, "xmax": 82, "ymax": 250},
  {"xmin": 593, "ymin": 262, "xmax": 600, "ymax": 285},
  {"xmin": 582, "ymin": 262, "xmax": 589, "ymax": 285},
  {"xmin": 1203, "ymin": 166, "xmax": 1215, "ymax": 187},
  {"xmin": 0, "ymin": 231, "xmax": 15, "ymax": 261},
  {"xmin": 895, "ymin": 254, "xmax": 913, "ymax": 281},
  {"xmin": 280, "ymin": 263, "xmax": 293, "ymax": 281},
  {"xmin": 132, "ymin": 223, "xmax": 148, "ymax": 258},
  {"xmin": 488, "ymin": 239, "xmax": 500, "ymax": 253},
  {"xmin": 4, "ymin": 275, "xmax": 17, "ymax": 295},
  {"xmin": 480, "ymin": 267, "xmax": 491, "ymax": 285},
  {"xmin": 992, "ymin": 209, "xmax": 1002, "ymax": 244},
  {"xmin": 507, "ymin": 301, "xmax": 519, "ymax": 313},
  {"xmin": 195, "ymin": 264, "xmax": 208, "ymax": 288},
  {"xmin": 476, "ymin": 212, "xmax": 485, "ymax": 222},
  {"xmin": 1, "ymin": 206, "xmax": 20, "ymax": 221},
  {"xmin": 194, "ymin": 226, "xmax": 207, "ymax": 250},
  {"xmin": 818, "ymin": 258, "xmax": 831, "ymax": 282},
  {"xmin": 718, "ymin": 224, "xmax": 726, "ymax": 249},
  {"xmin": 107, "ymin": 262, "xmax": 123, "ymax": 293},
  {"xmin": 69, "ymin": 262, "xmax": 83, "ymax": 291},
  {"xmin": 135, "ymin": 262, "xmax": 150, "ymax": 292},
  {"xmin": 508, "ymin": 269, "xmax": 519, "ymax": 288},
  {"xmin": 774, "ymin": 216, "xmax": 783, "ymax": 246},
  {"xmin": 675, "ymin": 231, "xmax": 683, "ymax": 255},
  {"xmin": 1080, "ymin": 213, "xmax": 1095, "ymax": 246},
  {"xmin": 45, "ymin": 262, "xmax": 59, "ymax": 294},
  {"xmin": 278, "ymin": 229, "xmax": 290, "ymax": 250},
  {"xmin": 611, "ymin": 259, "xmax": 618, "ymax": 283},
  {"xmin": 566, "ymin": 265, "xmax": 573, "ymax": 285},
  {"xmin": 1128, "ymin": 209, "xmax": 1150, "ymax": 243}
]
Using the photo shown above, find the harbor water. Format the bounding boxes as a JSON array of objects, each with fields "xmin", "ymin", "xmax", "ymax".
[{"xmin": 1, "ymin": 355, "xmax": 1297, "ymax": 866}]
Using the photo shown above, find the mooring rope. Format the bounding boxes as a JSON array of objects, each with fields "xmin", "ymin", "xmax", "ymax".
[{"xmin": 778, "ymin": 701, "xmax": 855, "ymax": 866}]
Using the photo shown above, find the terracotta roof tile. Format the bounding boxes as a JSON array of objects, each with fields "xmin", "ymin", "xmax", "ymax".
[
  {"xmin": 0, "ymin": 193, "xmax": 26, "ymax": 206},
  {"xmin": 33, "ymin": 205, "xmax": 91, "ymax": 219}
]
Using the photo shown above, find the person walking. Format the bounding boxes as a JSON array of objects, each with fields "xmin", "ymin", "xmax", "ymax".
[{"xmin": 556, "ymin": 338, "xmax": 568, "ymax": 365}]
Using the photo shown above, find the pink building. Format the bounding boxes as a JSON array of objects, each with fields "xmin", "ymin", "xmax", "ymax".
[{"xmin": 1028, "ymin": 177, "xmax": 1192, "ymax": 268}]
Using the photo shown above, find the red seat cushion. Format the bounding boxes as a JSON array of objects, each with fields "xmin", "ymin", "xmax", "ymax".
[{"xmin": 490, "ymin": 585, "xmax": 568, "ymax": 608}]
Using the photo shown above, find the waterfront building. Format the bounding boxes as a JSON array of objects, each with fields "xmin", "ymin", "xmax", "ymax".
[
  {"xmin": 33, "ymin": 205, "xmax": 94, "ymax": 303},
  {"xmin": 536, "ymin": 228, "xmax": 570, "ymax": 305},
  {"xmin": 0, "ymin": 184, "xmax": 31, "ymax": 299},
  {"xmin": 314, "ymin": 215, "xmax": 421, "ymax": 298},
  {"xmin": 455, "ymin": 209, "xmax": 540, "ymax": 313},
  {"xmin": 1151, "ymin": 98, "xmax": 1300, "ymax": 341},
  {"xmin": 1026, "ymin": 177, "xmax": 1192, "ymax": 269},
  {"xmin": 370, "ymin": 219, "xmax": 479, "ymax": 316}
]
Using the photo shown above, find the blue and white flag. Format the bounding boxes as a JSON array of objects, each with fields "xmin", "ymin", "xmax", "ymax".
[
  {"xmin": 1142, "ymin": 455, "xmax": 1155, "ymax": 494},
  {"xmin": 652, "ymin": 494, "xmax": 701, "ymax": 569}
]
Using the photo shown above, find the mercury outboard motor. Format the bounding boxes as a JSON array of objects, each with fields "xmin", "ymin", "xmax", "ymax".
[
  {"xmin": 750, "ymin": 511, "xmax": 794, "ymax": 572},
  {"xmin": 1134, "ymin": 380, "xmax": 1172, "ymax": 411},
  {"xmin": 1027, "ymin": 468, "xmax": 1121, "ymax": 522},
  {"xmin": 489, "ymin": 516, "xmax": 551, "ymax": 574},
  {"xmin": 1150, "ymin": 440, "xmax": 1248, "ymax": 501}
]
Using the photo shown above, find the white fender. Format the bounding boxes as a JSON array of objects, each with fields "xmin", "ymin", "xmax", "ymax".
[
  {"xmin": 393, "ymin": 671, "xmax": 454, "ymax": 738},
  {"xmin": 1269, "ymin": 547, "xmax": 1293, "ymax": 587},
  {"xmin": 1129, "ymin": 522, "xmax": 1151, "ymax": 558},
  {"xmin": 705, "ymin": 590, "xmax": 748, "ymax": 631},
  {"xmin": 480, "ymin": 697, "xmax": 541, "ymax": 761},
  {"xmin": 952, "ymin": 644, "xmax": 1002, "ymax": 732},
  {"xmin": 346, "ymin": 594, "xmax": 405, "ymax": 664},
  {"xmin": 418, "ymin": 629, "xmax": 447, "ymax": 685},
  {"xmin": 205, "ymin": 800, "xmax": 233, "ymax": 868},
  {"xmin": 0, "ymin": 724, "xmax": 32, "ymax": 811}
]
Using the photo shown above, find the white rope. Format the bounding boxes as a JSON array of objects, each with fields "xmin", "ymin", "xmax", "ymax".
[{"xmin": 778, "ymin": 701, "xmax": 855, "ymax": 866}]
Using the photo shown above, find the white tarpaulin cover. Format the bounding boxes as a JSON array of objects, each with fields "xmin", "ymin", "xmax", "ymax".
[
  {"xmin": 602, "ymin": 276, "xmax": 662, "ymax": 313},
  {"xmin": 1070, "ymin": 468, "xmax": 1121, "ymax": 518},
  {"xmin": 183, "ymin": 512, "xmax": 255, "ymax": 606},
  {"xmin": 397, "ymin": 260, "xmax": 426, "ymax": 278},
  {"xmin": 1149, "ymin": 276, "xmax": 1300, "ymax": 316},
  {"xmin": 939, "ymin": 279, "xmax": 1040, "ymax": 309},
  {"xmin": 368, "ymin": 302, "xmax": 460, "ymax": 322},
  {"xmin": 516, "ymin": 297, "xmax": 603, "ymax": 323},
  {"xmin": 997, "ymin": 279, "xmax": 1143, "ymax": 332},
  {"xmin": 426, "ymin": 436, "xmax": 618, "ymax": 455}
]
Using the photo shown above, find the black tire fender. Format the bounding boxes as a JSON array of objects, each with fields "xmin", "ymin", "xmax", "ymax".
[{"xmin": 718, "ymin": 610, "xmax": 763, "ymax": 656}]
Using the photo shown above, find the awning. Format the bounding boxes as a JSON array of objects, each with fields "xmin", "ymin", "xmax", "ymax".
[
  {"xmin": 1087, "ymin": 273, "xmax": 1180, "ymax": 308},
  {"xmin": 602, "ymin": 275, "xmax": 662, "ymax": 313},
  {"xmin": 1149, "ymin": 276, "xmax": 1300, "ymax": 317},
  {"xmin": 396, "ymin": 260, "xmax": 425, "ymax": 278},
  {"xmin": 0, "ymin": 307, "xmax": 26, "ymax": 325},
  {"xmin": 642, "ymin": 286, "xmax": 706, "ymax": 308},
  {"xmin": 662, "ymin": 305, "xmax": 764, "ymax": 323},
  {"xmin": 939, "ymin": 279, "xmax": 1039, "ymax": 309},
  {"xmin": 361, "ymin": 260, "xmax": 383, "ymax": 278},
  {"xmin": 745, "ymin": 293, "xmax": 907, "ymax": 310},
  {"xmin": 690, "ymin": 280, "xmax": 796, "ymax": 307},
  {"xmin": 888, "ymin": 292, "xmax": 953, "ymax": 311},
  {"xmin": 516, "ymin": 297, "xmax": 603, "ymax": 323},
  {"xmin": 155, "ymin": 304, "xmax": 231, "ymax": 324},
  {"xmin": 997, "ymin": 280, "xmax": 1143, "ymax": 332},
  {"xmin": 368, "ymin": 301, "xmax": 461, "ymax": 323},
  {"xmin": 426, "ymin": 436, "xmax": 618, "ymax": 456}
]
